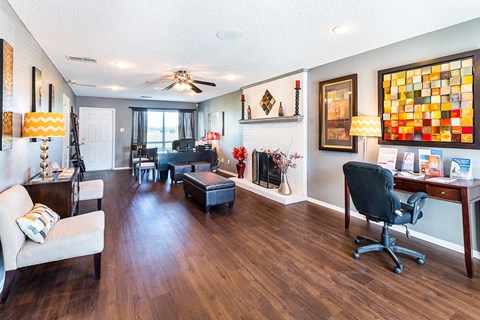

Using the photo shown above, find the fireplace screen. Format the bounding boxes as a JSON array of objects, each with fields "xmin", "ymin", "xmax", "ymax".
[{"xmin": 252, "ymin": 150, "xmax": 280, "ymax": 188}]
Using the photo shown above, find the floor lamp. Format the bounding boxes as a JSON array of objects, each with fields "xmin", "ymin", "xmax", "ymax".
[
  {"xmin": 350, "ymin": 116, "xmax": 382, "ymax": 162},
  {"xmin": 22, "ymin": 112, "xmax": 67, "ymax": 178}
]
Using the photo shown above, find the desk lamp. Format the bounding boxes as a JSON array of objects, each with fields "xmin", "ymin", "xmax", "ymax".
[
  {"xmin": 22, "ymin": 112, "xmax": 66, "ymax": 178},
  {"xmin": 350, "ymin": 116, "xmax": 382, "ymax": 162}
]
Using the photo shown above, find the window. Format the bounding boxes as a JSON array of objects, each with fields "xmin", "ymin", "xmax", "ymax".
[{"xmin": 146, "ymin": 110, "xmax": 178, "ymax": 151}]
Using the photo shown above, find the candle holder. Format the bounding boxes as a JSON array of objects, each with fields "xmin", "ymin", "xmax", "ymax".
[
  {"xmin": 294, "ymin": 86, "xmax": 301, "ymax": 116},
  {"xmin": 241, "ymin": 97, "xmax": 245, "ymax": 120}
]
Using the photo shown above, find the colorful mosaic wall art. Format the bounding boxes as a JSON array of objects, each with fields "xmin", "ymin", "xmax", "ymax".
[{"xmin": 378, "ymin": 50, "xmax": 480, "ymax": 149}]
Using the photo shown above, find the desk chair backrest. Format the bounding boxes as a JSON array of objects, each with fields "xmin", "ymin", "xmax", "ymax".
[
  {"xmin": 343, "ymin": 161, "xmax": 401, "ymax": 223},
  {"xmin": 138, "ymin": 147, "xmax": 158, "ymax": 163}
]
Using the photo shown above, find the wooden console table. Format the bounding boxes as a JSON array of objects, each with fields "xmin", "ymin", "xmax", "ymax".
[
  {"xmin": 24, "ymin": 167, "xmax": 80, "ymax": 219},
  {"xmin": 344, "ymin": 175, "xmax": 480, "ymax": 278}
]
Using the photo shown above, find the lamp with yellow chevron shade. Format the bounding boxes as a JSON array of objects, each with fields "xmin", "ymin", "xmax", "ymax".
[
  {"xmin": 350, "ymin": 116, "xmax": 382, "ymax": 162},
  {"xmin": 22, "ymin": 112, "xmax": 66, "ymax": 178}
]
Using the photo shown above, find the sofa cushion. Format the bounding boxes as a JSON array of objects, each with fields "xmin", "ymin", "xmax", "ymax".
[
  {"xmin": 17, "ymin": 210, "xmax": 105, "ymax": 268},
  {"xmin": 16, "ymin": 203, "xmax": 60, "ymax": 244},
  {"xmin": 183, "ymin": 172, "xmax": 235, "ymax": 191}
]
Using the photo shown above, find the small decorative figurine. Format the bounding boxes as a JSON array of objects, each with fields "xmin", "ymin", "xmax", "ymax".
[
  {"xmin": 278, "ymin": 102, "xmax": 284, "ymax": 117},
  {"xmin": 247, "ymin": 105, "xmax": 252, "ymax": 119}
]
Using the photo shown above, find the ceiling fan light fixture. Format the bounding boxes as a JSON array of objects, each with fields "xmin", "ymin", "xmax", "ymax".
[
  {"xmin": 113, "ymin": 61, "xmax": 132, "ymax": 69},
  {"xmin": 216, "ymin": 29, "xmax": 244, "ymax": 41}
]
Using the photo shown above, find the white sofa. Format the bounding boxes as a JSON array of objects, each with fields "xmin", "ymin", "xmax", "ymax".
[{"xmin": 0, "ymin": 185, "xmax": 105, "ymax": 303}]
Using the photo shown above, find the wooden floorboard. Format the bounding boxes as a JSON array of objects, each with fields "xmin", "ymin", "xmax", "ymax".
[{"xmin": 1, "ymin": 169, "xmax": 480, "ymax": 319}]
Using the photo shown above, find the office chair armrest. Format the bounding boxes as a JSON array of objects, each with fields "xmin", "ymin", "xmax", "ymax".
[{"xmin": 406, "ymin": 192, "xmax": 428, "ymax": 224}]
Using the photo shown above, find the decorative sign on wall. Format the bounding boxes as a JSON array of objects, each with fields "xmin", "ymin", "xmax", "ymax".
[
  {"xmin": 319, "ymin": 74, "xmax": 358, "ymax": 152},
  {"xmin": 48, "ymin": 84, "xmax": 55, "ymax": 112},
  {"xmin": 32, "ymin": 66, "xmax": 42, "ymax": 112},
  {"xmin": 378, "ymin": 49, "xmax": 480, "ymax": 149},
  {"xmin": 0, "ymin": 39, "xmax": 13, "ymax": 151}
]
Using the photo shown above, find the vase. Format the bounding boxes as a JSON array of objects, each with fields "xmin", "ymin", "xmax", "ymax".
[
  {"xmin": 236, "ymin": 160, "xmax": 246, "ymax": 178},
  {"xmin": 278, "ymin": 170, "xmax": 292, "ymax": 195}
]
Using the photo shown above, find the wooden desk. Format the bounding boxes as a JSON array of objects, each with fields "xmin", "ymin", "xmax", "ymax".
[
  {"xmin": 24, "ymin": 167, "xmax": 80, "ymax": 219},
  {"xmin": 157, "ymin": 150, "xmax": 217, "ymax": 178},
  {"xmin": 344, "ymin": 175, "xmax": 480, "ymax": 278}
]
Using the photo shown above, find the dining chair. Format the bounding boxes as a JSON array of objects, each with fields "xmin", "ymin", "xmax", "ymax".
[
  {"xmin": 136, "ymin": 147, "xmax": 158, "ymax": 184},
  {"xmin": 131, "ymin": 144, "xmax": 147, "ymax": 176}
]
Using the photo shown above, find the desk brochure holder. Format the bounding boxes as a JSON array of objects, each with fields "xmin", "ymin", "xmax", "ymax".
[{"xmin": 450, "ymin": 158, "xmax": 473, "ymax": 180}]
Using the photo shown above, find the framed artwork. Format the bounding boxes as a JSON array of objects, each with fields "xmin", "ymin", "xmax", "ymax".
[
  {"xmin": 32, "ymin": 66, "xmax": 42, "ymax": 112},
  {"xmin": 48, "ymin": 84, "xmax": 55, "ymax": 112},
  {"xmin": 319, "ymin": 74, "xmax": 358, "ymax": 152},
  {"xmin": 0, "ymin": 39, "xmax": 13, "ymax": 151},
  {"xmin": 378, "ymin": 49, "xmax": 480, "ymax": 149},
  {"xmin": 208, "ymin": 111, "xmax": 224, "ymax": 136}
]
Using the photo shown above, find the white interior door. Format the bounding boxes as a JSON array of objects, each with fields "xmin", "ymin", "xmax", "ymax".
[{"xmin": 79, "ymin": 107, "xmax": 115, "ymax": 171}]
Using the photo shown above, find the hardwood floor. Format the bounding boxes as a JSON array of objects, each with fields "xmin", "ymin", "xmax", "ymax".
[{"xmin": 1, "ymin": 169, "xmax": 480, "ymax": 319}]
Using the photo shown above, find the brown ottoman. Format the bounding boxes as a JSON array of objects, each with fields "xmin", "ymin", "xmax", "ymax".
[
  {"xmin": 183, "ymin": 172, "xmax": 235, "ymax": 213},
  {"xmin": 169, "ymin": 163, "xmax": 192, "ymax": 183},
  {"xmin": 191, "ymin": 161, "xmax": 211, "ymax": 172}
]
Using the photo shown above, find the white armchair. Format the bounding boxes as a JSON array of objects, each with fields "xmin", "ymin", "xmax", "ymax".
[{"xmin": 0, "ymin": 185, "xmax": 105, "ymax": 303}]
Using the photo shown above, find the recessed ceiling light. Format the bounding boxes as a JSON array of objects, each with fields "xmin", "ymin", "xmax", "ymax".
[
  {"xmin": 114, "ymin": 61, "xmax": 132, "ymax": 69},
  {"xmin": 331, "ymin": 25, "xmax": 350, "ymax": 34},
  {"xmin": 216, "ymin": 29, "xmax": 244, "ymax": 41},
  {"xmin": 106, "ymin": 85, "xmax": 124, "ymax": 91},
  {"xmin": 140, "ymin": 95, "xmax": 152, "ymax": 99},
  {"xmin": 226, "ymin": 74, "xmax": 237, "ymax": 81}
]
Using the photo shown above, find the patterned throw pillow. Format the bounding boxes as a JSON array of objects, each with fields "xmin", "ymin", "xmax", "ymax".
[{"xmin": 16, "ymin": 203, "xmax": 61, "ymax": 244}]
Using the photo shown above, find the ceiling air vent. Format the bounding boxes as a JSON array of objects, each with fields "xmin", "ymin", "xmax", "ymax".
[
  {"xmin": 66, "ymin": 55, "xmax": 97, "ymax": 63},
  {"xmin": 140, "ymin": 96, "xmax": 152, "ymax": 99},
  {"xmin": 68, "ymin": 80, "xmax": 96, "ymax": 87}
]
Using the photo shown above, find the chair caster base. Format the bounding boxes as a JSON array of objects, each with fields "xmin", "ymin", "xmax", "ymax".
[
  {"xmin": 353, "ymin": 252, "xmax": 360, "ymax": 259},
  {"xmin": 394, "ymin": 266, "xmax": 403, "ymax": 275},
  {"xmin": 416, "ymin": 258, "xmax": 425, "ymax": 265},
  {"xmin": 354, "ymin": 239, "xmax": 361, "ymax": 244}
]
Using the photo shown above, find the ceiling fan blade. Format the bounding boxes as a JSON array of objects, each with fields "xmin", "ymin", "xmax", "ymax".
[
  {"xmin": 161, "ymin": 82, "xmax": 177, "ymax": 91},
  {"xmin": 191, "ymin": 79, "xmax": 216, "ymax": 87},
  {"xmin": 188, "ymin": 82, "xmax": 203, "ymax": 93}
]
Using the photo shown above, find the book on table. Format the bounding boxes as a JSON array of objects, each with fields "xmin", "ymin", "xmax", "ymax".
[
  {"xmin": 401, "ymin": 152, "xmax": 415, "ymax": 172},
  {"xmin": 377, "ymin": 147, "xmax": 398, "ymax": 171}
]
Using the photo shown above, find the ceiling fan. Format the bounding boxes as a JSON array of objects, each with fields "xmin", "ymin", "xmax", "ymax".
[{"xmin": 161, "ymin": 70, "xmax": 216, "ymax": 94}]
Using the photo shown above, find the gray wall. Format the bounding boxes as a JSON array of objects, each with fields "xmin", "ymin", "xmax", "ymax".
[
  {"xmin": 308, "ymin": 18, "xmax": 480, "ymax": 249},
  {"xmin": 76, "ymin": 96, "xmax": 197, "ymax": 168},
  {"xmin": 0, "ymin": 0, "xmax": 76, "ymax": 191},
  {"xmin": 0, "ymin": 0, "xmax": 76, "ymax": 290},
  {"xmin": 198, "ymin": 90, "xmax": 243, "ymax": 173}
]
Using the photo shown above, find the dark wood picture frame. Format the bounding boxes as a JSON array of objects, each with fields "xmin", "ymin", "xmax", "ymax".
[
  {"xmin": 0, "ymin": 39, "xmax": 13, "ymax": 151},
  {"xmin": 319, "ymin": 74, "xmax": 358, "ymax": 152},
  {"xmin": 378, "ymin": 49, "xmax": 480, "ymax": 149},
  {"xmin": 48, "ymin": 83, "xmax": 55, "ymax": 112},
  {"xmin": 32, "ymin": 66, "xmax": 42, "ymax": 112}
]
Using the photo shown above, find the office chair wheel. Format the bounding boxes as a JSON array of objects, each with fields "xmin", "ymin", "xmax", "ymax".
[
  {"xmin": 354, "ymin": 239, "xmax": 361, "ymax": 244},
  {"xmin": 353, "ymin": 252, "xmax": 360, "ymax": 259},
  {"xmin": 394, "ymin": 266, "xmax": 403, "ymax": 274},
  {"xmin": 416, "ymin": 258, "xmax": 425, "ymax": 265}
]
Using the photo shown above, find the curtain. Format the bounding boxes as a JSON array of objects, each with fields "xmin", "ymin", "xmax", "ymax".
[
  {"xmin": 178, "ymin": 110, "xmax": 195, "ymax": 139},
  {"xmin": 131, "ymin": 108, "xmax": 148, "ymax": 147}
]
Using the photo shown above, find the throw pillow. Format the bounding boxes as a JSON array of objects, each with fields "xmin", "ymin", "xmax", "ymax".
[{"xmin": 16, "ymin": 203, "xmax": 60, "ymax": 244}]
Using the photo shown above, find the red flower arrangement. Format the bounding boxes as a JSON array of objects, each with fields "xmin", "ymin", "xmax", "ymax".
[{"xmin": 232, "ymin": 146, "xmax": 248, "ymax": 161}]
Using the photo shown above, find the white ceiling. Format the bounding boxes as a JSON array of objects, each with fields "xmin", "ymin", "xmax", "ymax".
[{"xmin": 7, "ymin": 0, "xmax": 480, "ymax": 103}]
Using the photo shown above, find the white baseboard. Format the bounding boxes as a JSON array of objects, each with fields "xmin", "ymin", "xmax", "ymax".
[
  {"xmin": 307, "ymin": 197, "xmax": 480, "ymax": 260},
  {"xmin": 114, "ymin": 167, "xmax": 130, "ymax": 170}
]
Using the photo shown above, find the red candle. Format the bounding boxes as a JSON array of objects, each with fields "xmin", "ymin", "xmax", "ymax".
[
  {"xmin": 295, "ymin": 80, "xmax": 300, "ymax": 89},
  {"xmin": 241, "ymin": 94, "xmax": 245, "ymax": 100}
]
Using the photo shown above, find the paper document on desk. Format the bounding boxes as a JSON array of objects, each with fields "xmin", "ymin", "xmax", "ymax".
[
  {"xmin": 427, "ymin": 177, "xmax": 457, "ymax": 184},
  {"xmin": 398, "ymin": 171, "xmax": 425, "ymax": 179},
  {"xmin": 58, "ymin": 167, "xmax": 75, "ymax": 179}
]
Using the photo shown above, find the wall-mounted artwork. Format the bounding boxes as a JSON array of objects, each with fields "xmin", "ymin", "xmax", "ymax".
[
  {"xmin": 319, "ymin": 74, "xmax": 358, "ymax": 152},
  {"xmin": 259, "ymin": 90, "xmax": 276, "ymax": 115},
  {"xmin": 32, "ymin": 67, "xmax": 42, "ymax": 112},
  {"xmin": 0, "ymin": 39, "xmax": 13, "ymax": 151},
  {"xmin": 378, "ymin": 49, "xmax": 480, "ymax": 149},
  {"xmin": 208, "ymin": 111, "xmax": 224, "ymax": 136},
  {"xmin": 48, "ymin": 84, "xmax": 55, "ymax": 112}
]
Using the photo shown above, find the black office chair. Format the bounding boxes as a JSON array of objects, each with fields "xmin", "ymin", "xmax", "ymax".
[{"xmin": 343, "ymin": 161, "xmax": 428, "ymax": 274}]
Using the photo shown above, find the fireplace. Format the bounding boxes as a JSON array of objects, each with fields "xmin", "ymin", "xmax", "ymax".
[{"xmin": 252, "ymin": 150, "xmax": 281, "ymax": 188}]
